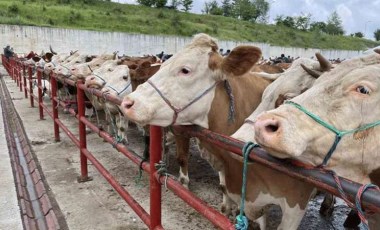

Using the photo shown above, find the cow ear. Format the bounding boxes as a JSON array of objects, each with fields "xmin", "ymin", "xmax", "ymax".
[
  {"xmin": 85, "ymin": 56, "xmax": 93, "ymax": 62},
  {"xmin": 129, "ymin": 63, "xmax": 138, "ymax": 70},
  {"xmin": 208, "ymin": 51, "xmax": 223, "ymax": 72},
  {"xmin": 45, "ymin": 53, "xmax": 54, "ymax": 62},
  {"xmin": 140, "ymin": 61, "xmax": 151, "ymax": 69},
  {"xmin": 32, "ymin": 56, "xmax": 41, "ymax": 62},
  {"xmin": 221, "ymin": 46, "xmax": 262, "ymax": 76}
]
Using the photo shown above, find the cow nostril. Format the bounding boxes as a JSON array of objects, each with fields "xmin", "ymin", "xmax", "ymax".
[
  {"xmin": 264, "ymin": 120, "xmax": 279, "ymax": 133},
  {"xmin": 265, "ymin": 124, "xmax": 279, "ymax": 133},
  {"xmin": 124, "ymin": 99, "xmax": 134, "ymax": 109},
  {"xmin": 90, "ymin": 77, "xmax": 95, "ymax": 80}
]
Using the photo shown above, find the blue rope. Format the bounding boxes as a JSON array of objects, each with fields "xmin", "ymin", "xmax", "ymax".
[{"xmin": 235, "ymin": 142, "xmax": 259, "ymax": 230}]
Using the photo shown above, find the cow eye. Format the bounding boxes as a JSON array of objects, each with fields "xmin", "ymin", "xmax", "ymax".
[
  {"xmin": 357, "ymin": 86, "xmax": 370, "ymax": 95},
  {"xmin": 180, "ymin": 67, "xmax": 191, "ymax": 75},
  {"xmin": 96, "ymin": 64, "xmax": 100, "ymax": 67},
  {"xmin": 123, "ymin": 75, "xmax": 128, "ymax": 80},
  {"xmin": 108, "ymin": 68, "xmax": 113, "ymax": 72}
]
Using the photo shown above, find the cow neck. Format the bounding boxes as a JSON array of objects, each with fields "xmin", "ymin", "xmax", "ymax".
[
  {"xmin": 285, "ymin": 101, "xmax": 380, "ymax": 167},
  {"xmin": 147, "ymin": 79, "xmax": 219, "ymax": 126}
]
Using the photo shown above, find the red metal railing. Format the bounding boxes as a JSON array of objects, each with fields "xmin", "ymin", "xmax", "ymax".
[
  {"xmin": 3, "ymin": 55, "xmax": 235, "ymax": 230},
  {"xmin": 3, "ymin": 55, "xmax": 380, "ymax": 229}
]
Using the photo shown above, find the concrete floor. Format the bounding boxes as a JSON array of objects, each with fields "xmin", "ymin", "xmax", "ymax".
[{"xmin": 0, "ymin": 77, "xmax": 23, "ymax": 230}]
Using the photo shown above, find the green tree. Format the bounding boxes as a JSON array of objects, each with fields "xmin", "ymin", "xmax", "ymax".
[
  {"xmin": 325, "ymin": 11, "xmax": 344, "ymax": 35},
  {"xmin": 294, "ymin": 13, "xmax": 311, "ymax": 31},
  {"xmin": 353, "ymin": 32, "xmax": 364, "ymax": 38},
  {"xmin": 253, "ymin": 0, "xmax": 269, "ymax": 22},
  {"xmin": 137, "ymin": 0, "xmax": 154, "ymax": 7},
  {"xmin": 169, "ymin": 0, "xmax": 180, "ymax": 9},
  {"xmin": 181, "ymin": 0, "xmax": 193, "ymax": 12},
  {"xmin": 203, "ymin": 0, "xmax": 223, "ymax": 15},
  {"xmin": 309, "ymin": 21, "xmax": 327, "ymax": 32},
  {"xmin": 232, "ymin": 0, "xmax": 255, "ymax": 21},
  {"xmin": 221, "ymin": 0, "xmax": 233, "ymax": 17},
  {"xmin": 374, "ymin": 29, "xmax": 380, "ymax": 41},
  {"xmin": 275, "ymin": 15, "xmax": 295, "ymax": 28},
  {"xmin": 154, "ymin": 0, "xmax": 167, "ymax": 8}
]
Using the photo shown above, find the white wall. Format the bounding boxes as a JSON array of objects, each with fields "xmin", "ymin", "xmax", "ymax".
[{"xmin": 1, "ymin": 25, "xmax": 363, "ymax": 60}]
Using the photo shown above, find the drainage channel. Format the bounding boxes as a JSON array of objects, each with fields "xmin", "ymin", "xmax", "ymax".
[{"xmin": 0, "ymin": 72, "xmax": 64, "ymax": 230}]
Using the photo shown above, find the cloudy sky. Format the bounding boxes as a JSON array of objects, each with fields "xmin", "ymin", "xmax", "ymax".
[{"xmin": 113, "ymin": 0, "xmax": 380, "ymax": 39}]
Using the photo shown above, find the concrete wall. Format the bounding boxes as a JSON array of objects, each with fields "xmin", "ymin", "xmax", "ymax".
[{"xmin": 1, "ymin": 25, "xmax": 364, "ymax": 60}]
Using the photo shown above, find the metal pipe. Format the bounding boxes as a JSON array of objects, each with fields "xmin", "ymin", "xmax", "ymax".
[
  {"xmin": 149, "ymin": 126, "xmax": 162, "ymax": 230},
  {"xmin": 80, "ymin": 148, "xmax": 151, "ymax": 227},
  {"xmin": 37, "ymin": 69, "xmax": 44, "ymax": 120},
  {"xmin": 18, "ymin": 63, "xmax": 23, "ymax": 92},
  {"xmin": 23, "ymin": 65, "xmax": 28, "ymax": 98},
  {"xmin": 77, "ymin": 80, "xmax": 89, "ymax": 181},
  {"xmin": 160, "ymin": 176, "xmax": 235, "ymax": 229},
  {"xmin": 172, "ymin": 125, "xmax": 380, "ymax": 213},
  {"xmin": 50, "ymin": 74, "xmax": 60, "ymax": 141},
  {"xmin": 28, "ymin": 66, "xmax": 34, "ymax": 107}
]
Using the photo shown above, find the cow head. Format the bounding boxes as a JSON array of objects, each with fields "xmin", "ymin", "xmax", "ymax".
[
  {"xmin": 70, "ymin": 53, "xmax": 117, "ymax": 81},
  {"xmin": 121, "ymin": 33, "xmax": 261, "ymax": 127},
  {"xmin": 101, "ymin": 65, "xmax": 132, "ymax": 112},
  {"xmin": 254, "ymin": 51, "xmax": 380, "ymax": 182},
  {"xmin": 129, "ymin": 61, "xmax": 161, "ymax": 91},
  {"xmin": 232, "ymin": 53, "xmax": 331, "ymax": 142},
  {"xmin": 55, "ymin": 54, "xmax": 94, "ymax": 78},
  {"xmin": 84, "ymin": 60, "xmax": 119, "ymax": 89}
]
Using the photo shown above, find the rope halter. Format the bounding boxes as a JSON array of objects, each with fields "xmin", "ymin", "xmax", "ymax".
[
  {"xmin": 104, "ymin": 81, "xmax": 131, "ymax": 96},
  {"xmin": 285, "ymin": 100, "xmax": 380, "ymax": 229},
  {"xmin": 147, "ymin": 79, "xmax": 218, "ymax": 126},
  {"xmin": 285, "ymin": 100, "xmax": 380, "ymax": 166}
]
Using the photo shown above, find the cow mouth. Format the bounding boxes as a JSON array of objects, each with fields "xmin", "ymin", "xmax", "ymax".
[{"xmin": 86, "ymin": 84, "xmax": 101, "ymax": 89}]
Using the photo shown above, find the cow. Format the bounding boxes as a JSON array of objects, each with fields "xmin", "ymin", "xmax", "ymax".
[
  {"xmin": 70, "ymin": 52, "xmax": 118, "ymax": 81},
  {"xmin": 253, "ymin": 50, "xmax": 380, "ymax": 229},
  {"xmin": 120, "ymin": 33, "xmax": 272, "ymax": 218},
  {"xmin": 226, "ymin": 54, "xmax": 340, "ymax": 229},
  {"xmin": 100, "ymin": 65, "xmax": 132, "ymax": 144}
]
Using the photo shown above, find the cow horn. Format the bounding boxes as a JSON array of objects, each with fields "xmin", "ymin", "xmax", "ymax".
[
  {"xmin": 315, "ymin": 53, "xmax": 331, "ymax": 71},
  {"xmin": 374, "ymin": 48, "xmax": 380, "ymax": 55},
  {"xmin": 113, "ymin": 51, "xmax": 118, "ymax": 60},
  {"xmin": 49, "ymin": 45, "xmax": 57, "ymax": 55},
  {"xmin": 301, "ymin": 64, "xmax": 322, "ymax": 78}
]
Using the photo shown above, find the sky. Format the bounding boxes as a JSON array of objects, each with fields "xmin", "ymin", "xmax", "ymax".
[{"xmin": 112, "ymin": 0, "xmax": 380, "ymax": 39}]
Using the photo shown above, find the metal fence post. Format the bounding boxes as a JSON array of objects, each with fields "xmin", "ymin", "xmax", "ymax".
[
  {"xmin": 23, "ymin": 64, "xmax": 28, "ymax": 98},
  {"xmin": 28, "ymin": 66, "xmax": 34, "ymax": 108},
  {"xmin": 50, "ymin": 74, "xmax": 60, "ymax": 142},
  {"xmin": 18, "ymin": 62, "xmax": 23, "ymax": 92},
  {"xmin": 149, "ymin": 125, "xmax": 162, "ymax": 230},
  {"xmin": 77, "ymin": 80, "xmax": 91, "ymax": 182},
  {"xmin": 37, "ymin": 69, "xmax": 44, "ymax": 120}
]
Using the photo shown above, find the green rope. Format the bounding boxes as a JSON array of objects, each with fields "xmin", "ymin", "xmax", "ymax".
[
  {"xmin": 235, "ymin": 142, "xmax": 259, "ymax": 230},
  {"xmin": 286, "ymin": 101, "xmax": 380, "ymax": 166}
]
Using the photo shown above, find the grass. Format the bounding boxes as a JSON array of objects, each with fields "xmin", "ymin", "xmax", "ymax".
[{"xmin": 1, "ymin": 0, "xmax": 379, "ymax": 50}]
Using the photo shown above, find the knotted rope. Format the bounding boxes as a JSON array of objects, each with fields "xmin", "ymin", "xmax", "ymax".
[
  {"xmin": 235, "ymin": 142, "xmax": 259, "ymax": 230},
  {"xmin": 224, "ymin": 80, "xmax": 235, "ymax": 123}
]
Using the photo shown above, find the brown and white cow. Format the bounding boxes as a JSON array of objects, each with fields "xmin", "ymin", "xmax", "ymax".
[
  {"xmin": 254, "ymin": 50, "xmax": 380, "ymax": 229},
  {"xmin": 120, "ymin": 33, "xmax": 272, "ymax": 217},
  {"xmin": 226, "ymin": 54, "xmax": 335, "ymax": 229}
]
